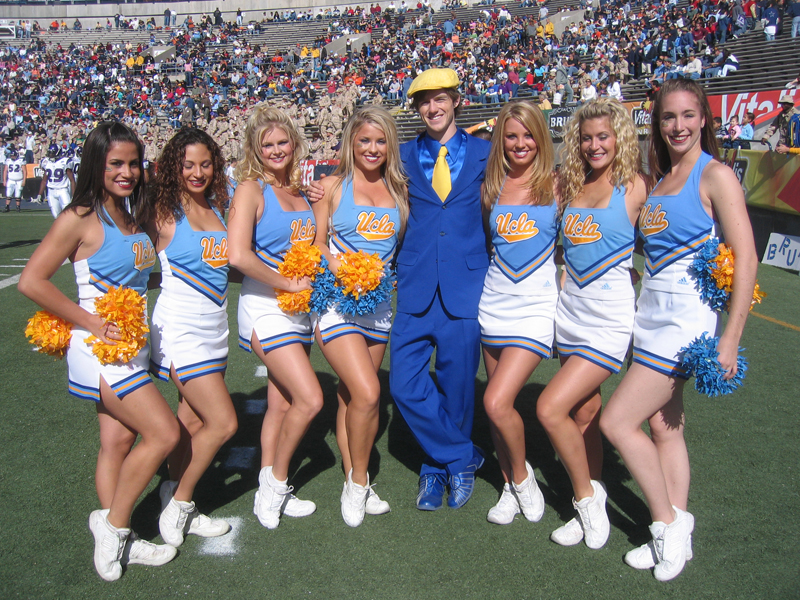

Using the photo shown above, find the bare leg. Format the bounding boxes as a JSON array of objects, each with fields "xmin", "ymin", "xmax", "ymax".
[
  {"xmin": 95, "ymin": 406, "xmax": 136, "ymax": 508},
  {"xmin": 536, "ymin": 356, "xmax": 610, "ymax": 501},
  {"xmin": 98, "ymin": 380, "xmax": 180, "ymax": 529},
  {"xmin": 167, "ymin": 394, "xmax": 202, "ymax": 482},
  {"xmin": 169, "ymin": 371, "xmax": 238, "ymax": 502},
  {"xmin": 252, "ymin": 333, "xmax": 323, "ymax": 482},
  {"xmin": 600, "ymin": 363, "xmax": 688, "ymax": 524},
  {"xmin": 316, "ymin": 328, "xmax": 385, "ymax": 486},
  {"xmin": 483, "ymin": 346, "xmax": 543, "ymax": 485}
]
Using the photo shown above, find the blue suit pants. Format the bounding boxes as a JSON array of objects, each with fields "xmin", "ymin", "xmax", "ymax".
[{"xmin": 390, "ymin": 289, "xmax": 481, "ymax": 477}]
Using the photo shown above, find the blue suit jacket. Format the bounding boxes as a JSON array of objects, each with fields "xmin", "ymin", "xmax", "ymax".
[{"xmin": 395, "ymin": 131, "xmax": 491, "ymax": 319}]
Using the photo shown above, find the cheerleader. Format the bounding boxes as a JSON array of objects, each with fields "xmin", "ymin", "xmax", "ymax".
[
  {"xmin": 311, "ymin": 106, "xmax": 408, "ymax": 527},
  {"xmin": 478, "ymin": 101, "xmax": 556, "ymax": 525},
  {"xmin": 538, "ymin": 98, "xmax": 648, "ymax": 549},
  {"xmin": 600, "ymin": 79, "xmax": 757, "ymax": 581},
  {"xmin": 18, "ymin": 122, "xmax": 178, "ymax": 581},
  {"xmin": 227, "ymin": 105, "xmax": 320, "ymax": 530},
  {"xmin": 146, "ymin": 128, "xmax": 237, "ymax": 547}
]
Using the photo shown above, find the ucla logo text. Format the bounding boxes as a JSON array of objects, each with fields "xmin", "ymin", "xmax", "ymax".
[
  {"xmin": 356, "ymin": 211, "xmax": 396, "ymax": 241},
  {"xmin": 290, "ymin": 218, "xmax": 316, "ymax": 244},
  {"xmin": 200, "ymin": 236, "xmax": 228, "ymax": 269},
  {"xmin": 495, "ymin": 212, "xmax": 539, "ymax": 243},
  {"xmin": 639, "ymin": 203, "xmax": 669, "ymax": 236},
  {"xmin": 563, "ymin": 213, "xmax": 602, "ymax": 245},
  {"xmin": 132, "ymin": 239, "xmax": 156, "ymax": 272}
]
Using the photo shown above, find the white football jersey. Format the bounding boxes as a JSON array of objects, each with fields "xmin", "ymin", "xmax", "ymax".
[
  {"xmin": 41, "ymin": 156, "xmax": 72, "ymax": 190},
  {"xmin": 6, "ymin": 158, "xmax": 25, "ymax": 181}
]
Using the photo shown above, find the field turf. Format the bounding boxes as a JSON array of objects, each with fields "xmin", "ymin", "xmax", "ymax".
[{"xmin": 1, "ymin": 211, "xmax": 798, "ymax": 599}]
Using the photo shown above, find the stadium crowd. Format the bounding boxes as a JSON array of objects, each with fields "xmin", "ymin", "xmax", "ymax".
[{"xmin": 0, "ymin": 0, "xmax": 793, "ymax": 165}]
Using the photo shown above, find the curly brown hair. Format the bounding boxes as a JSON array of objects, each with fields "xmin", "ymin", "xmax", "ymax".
[{"xmin": 148, "ymin": 128, "xmax": 229, "ymax": 225}]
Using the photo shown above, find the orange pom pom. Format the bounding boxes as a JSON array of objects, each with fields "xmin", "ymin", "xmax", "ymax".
[
  {"xmin": 336, "ymin": 251, "xmax": 386, "ymax": 299},
  {"xmin": 273, "ymin": 242, "xmax": 323, "ymax": 315},
  {"xmin": 711, "ymin": 243, "xmax": 766, "ymax": 311},
  {"xmin": 85, "ymin": 286, "xmax": 149, "ymax": 364},
  {"xmin": 25, "ymin": 311, "xmax": 72, "ymax": 359},
  {"xmin": 276, "ymin": 289, "xmax": 313, "ymax": 315}
]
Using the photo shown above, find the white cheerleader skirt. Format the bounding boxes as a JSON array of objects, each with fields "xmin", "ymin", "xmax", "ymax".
[
  {"xmin": 555, "ymin": 291, "xmax": 635, "ymax": 373},
  {"xmin": 632, "ymin": 287, "xmax": 720, "ymax": 379},
  {"xmin": 150, "ymin": 300, "xmax": 229, "ymax": 384},
  {"xmin": 479, "ymin": 287, "xmax": 557, "ymax": 359},
  {"xmin": 314, "ymin": 299, "xmax": 392, "ymax": 345},
  {"xmin": 237, "ymin": 280, "xmax": 313, "ymax": 353},
  {"xmin": 67, "ymin": 327, "xmax": 152, "ymax": 402}
]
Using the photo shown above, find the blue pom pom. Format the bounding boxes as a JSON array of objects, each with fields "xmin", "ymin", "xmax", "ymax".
[
  {"xmin": 679, "ymin": 333, "xmax": 748, "ymax": 397},
  {"xmin": 309, "ymin": 257, "xmax": 341, "ymax": 315},
  {"xmin": 337, "ymin": 267, "xmax": 395, "ymax": 317},
  {"xmin": 690, "ymin": 238, "xmax": 730, "ymax": 313}
]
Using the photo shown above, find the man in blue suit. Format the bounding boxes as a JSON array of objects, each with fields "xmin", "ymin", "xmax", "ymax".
[{"xmin": 389, "ymin": 68, "xmax": 491, "ymax": 510}]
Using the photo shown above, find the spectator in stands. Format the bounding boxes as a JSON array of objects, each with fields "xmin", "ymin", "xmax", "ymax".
[
  {"xmin": 720, "ymin": 52, "xmax": 740, "ymax": 77},
  {"xmin": 739, "ymin": 112, "xmax": 755, "ymax": 148},
  {"xmin": 763, "ymin": 94, "xmax": 800, "ymax": 152},
  {"xmin": 763, "ymin": 1, "xmax": 780, "ymax": 40},
  {"xmin": 723, "ymin": 114, "xmax": 742, "ymax": 148},
  {"xmin": 684, "ymin": 51, "xmax": 703, "ymax": 80}
]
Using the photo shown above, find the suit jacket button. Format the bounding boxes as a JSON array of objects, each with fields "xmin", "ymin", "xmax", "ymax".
[{"xmin": 440, "ymin": 231, "xmax": 445, "ymax": 236}]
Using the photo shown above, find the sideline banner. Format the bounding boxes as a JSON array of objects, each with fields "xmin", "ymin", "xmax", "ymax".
[
  {"xmin": 709, "ymin": 89, "xmax": 798, "ymax": 129},
  {"xmin": 721, "ymin": 149, "xmax": 800, "ymax": 216}
]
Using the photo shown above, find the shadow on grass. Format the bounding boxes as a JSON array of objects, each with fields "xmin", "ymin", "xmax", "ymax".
[{"xmin": 0, "ymin": 239, "xmax": 42, "ymax": 251}]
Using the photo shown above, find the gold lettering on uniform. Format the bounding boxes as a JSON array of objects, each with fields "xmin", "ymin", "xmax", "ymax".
[
  {"xmin": 639, "ymin": 203, "xmax": 669, "ymax": 236},
  {"xmin": 200, "ymin": 236, "xmax": 229, "ymax": 269},
  {"xmin": 290, "ymin": 218, "xmax": 316, "ymax": 243},
  {"xmin": 356, "ymin": 211, "xmax": 396, "ymax": 241},
  {"xmin": 495, "ymin": 212, "xmax": 539, "ymax": 243},
  {"xmin": 132, "ymin": 239, "xmax": 156, "ymax": 271},
  {"xmin": 563, "ymin": 213, "xmax": 603, "ymax": 244}
]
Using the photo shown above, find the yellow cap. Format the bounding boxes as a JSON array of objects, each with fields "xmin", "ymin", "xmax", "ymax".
[{"xmin": 407, "ymin": 68, "xmax": 460, "ymax": 97}]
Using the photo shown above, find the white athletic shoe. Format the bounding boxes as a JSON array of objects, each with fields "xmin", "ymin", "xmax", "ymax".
[
  {"xmin": 550, "ymin": 517, "xmax": 584, "ymax": 546},
  {"xmin": 513, "ymin": 462, "xmax": 545, "ymax": 522},
  {"xmin": 123, "ymin": 532, "xmax": 177, "ymax": 567},
  {"xmin": 573, "ymin": 480, "xmax": 610, "ymax": 549},
  {"xmin": 254, "ymin": 466, "xmax": 316, "ymax": 528},
  {"xmin": 341, "ymin": 469, "xmax": 369, "ymax": 528},
  {"xmin": 159, "ymin": 496, "xmax": 194, "ymax": 547},
  {"xmin": 282, "ymin": 493, "xmax": 317, "ymax": 518},
  {"xmin": 88, "ymin": 509, "xmax": 129, "ymax": 582},
  {"xmin": 365, "ymin": 487, "xmax": 391, "ymax": 516},
  {"xmin": 487, "ymin": 483, "xmax": 520, "ymax": 525},
  {"xmin": 652, "ymin": 507, "xmax": 695, "ymax": 581},
  {"xmin": 159, "ymin": 480, "xmax": 230, "ymax": 543},
  {"xmin": 187, "ymin": 511, "xmax": 231, "ymax": 538},
  {"xmin": 625, "ymin": 533, "xmax": 693, "ymax": 570}
]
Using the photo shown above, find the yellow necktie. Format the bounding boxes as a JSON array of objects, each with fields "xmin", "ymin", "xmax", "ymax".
[{"xmin": 432, "ymin": 145, "xmax": 451, "ymax": 202}]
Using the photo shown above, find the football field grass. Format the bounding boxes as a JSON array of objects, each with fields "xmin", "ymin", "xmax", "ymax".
[{"xmin": 1, "ymin": 211, "xmax": 798, "ymax": 599}]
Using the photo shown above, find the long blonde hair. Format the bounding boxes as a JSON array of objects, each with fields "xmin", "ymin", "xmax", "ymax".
[
  {"xmin": 235, "ymin": 104, "xmax": 308, "ymax": 193},
  {"xmin": 334, "ymin": 106, "xmax": 409, "ymax": 238},
  {"xmin": 483, "ymin": 100, "xmax": 554, "ymax": 212},
  {"xmin": 558, "ymin": 98, "xmax": 641, "ymax": 213}
]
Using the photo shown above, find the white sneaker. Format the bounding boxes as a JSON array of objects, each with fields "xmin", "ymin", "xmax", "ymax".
[
  {"xmin": 487, "ymin": 483, "xmax": 520, "ymax": 525},
  {"xmin": 652, "ymin": 506, "xmax": 695, "ymax": 581},
  {"xmin": 88, "ymin": 509, "xmax": 129, "ymax": 582},
  {"xmin": 187, "ymin": 510, "xmax": 231, "ymax": 538},
  {"xmin": 159, "ymin": 479, "xmax": 230, "ymax": 542},
  {"xmin": 253, "ymin": 466, "xmax": 316, "ymax": 528},
  {"xmin": 159, "ymin": 496, "xmax": 194, "ymax": 547},
  {"xmin": 282, "ymin": 493, "xmax": 317, "ymax": 518},
  {"xmin": 573, "ymin": 480, "xmax": 610, "ymax": 549},
  {"xmin": 123, "ymin": 532, "xmax": 177, "ymax": 567},
  {"xmin": 341, "ymin": 469, "xmax": 369, "ymax": 528},
  {"xmin": 550, "ymin": 517, "xmax": 584, "ymax": 546},
  {"xmin": 365, "ymin": 487, "xmax": 391, "ymax": 515},
  {"xmin": 513, "ymin": 462, "xmax": 545, "ymax": 522},
  {"xmin": 625, "ymin": 533, "xmax": 693, "ymax": 570}
]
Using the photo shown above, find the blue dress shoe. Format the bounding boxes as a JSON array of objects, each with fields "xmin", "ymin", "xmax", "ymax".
[
  {"xmin": 447, "ymin": 448, "xmax": 486, "ymax": 509},
  {"xmin": 416, "ymin": 474, "xmax": 447, "ymax": 511}
]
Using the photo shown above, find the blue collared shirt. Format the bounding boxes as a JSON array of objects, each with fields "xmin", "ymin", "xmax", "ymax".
[{"xmin": 418, "ymin": 129, "xmax": 468, "ymax": 189}]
